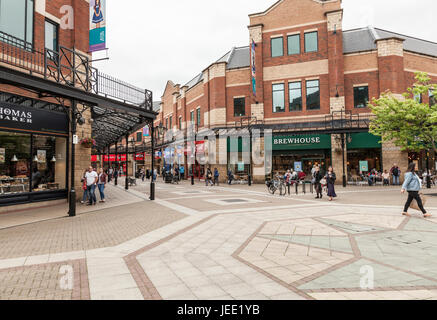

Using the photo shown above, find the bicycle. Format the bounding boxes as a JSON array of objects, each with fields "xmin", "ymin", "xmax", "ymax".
[{"xmin": 265, "ymin": 175, "xmax": 286, "ymax": 196}]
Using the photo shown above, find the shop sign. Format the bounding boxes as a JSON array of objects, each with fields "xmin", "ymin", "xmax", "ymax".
[
  {"xmin": 273, "ymin": 134, "xmax": 331, "ymax": 151},
  {"xmin": 359, "ymin": 161, "xmax": 369, "ymax": 172},
  {"xmin": 237, "ymin": 162, "xmax": 245, "ymax": 171},
  {"xmin": 294, "ymin": 161, "xmax": 303, "ymax": 172},
  {"xmin": 101, "ymin": 154, "xmax": 127, "ymax": 162},
  {"xmin": 134, "ymin": 153, "xmax": 144, "ymax": 161},
  {"xmin": 0, "ymin": 102, "xmax": 68, "ymax": 135},
  {"xmin": 347, "ymin": 133, "xmax": 381, "ymax": 149}
]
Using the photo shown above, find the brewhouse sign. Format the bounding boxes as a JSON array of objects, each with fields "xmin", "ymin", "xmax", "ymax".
[
  {"xmin": 0, "ymin": 102, "xmax": 68, "ymax": 135},
  {"xmin": 273, "ymin": 134, "xmax": 331, "ymax": 150}
]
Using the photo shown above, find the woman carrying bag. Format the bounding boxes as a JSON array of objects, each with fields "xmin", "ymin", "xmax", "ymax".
[{"xmin": 401, "ymin": 163, "xmax": 432, "ymax": 218}]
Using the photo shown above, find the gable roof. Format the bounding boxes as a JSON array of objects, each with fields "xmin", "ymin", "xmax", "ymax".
[
  {"xmin": 183, "ymin": 46, "xmax": 250, "ymax": 90},
  {"xmin": 343, "ymin": 26, "xmax": 437, "ymax": 57},
  {"xmin": 181, "ymin": 26, "xmax": 436, "ymax": 91}
]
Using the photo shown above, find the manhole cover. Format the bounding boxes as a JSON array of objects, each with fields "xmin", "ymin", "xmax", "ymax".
[{"xmin": 222, "ymin": 199, "xmax": 248, "ymax": 203}]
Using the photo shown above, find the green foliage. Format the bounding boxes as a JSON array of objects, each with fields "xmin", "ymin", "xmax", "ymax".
[{"xmin": 369, "ymin": 72, "xmax": 437, "ymax": 153}]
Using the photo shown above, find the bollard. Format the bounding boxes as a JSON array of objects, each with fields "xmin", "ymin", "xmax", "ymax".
[
  {"xmin": 310, "ymin": 182, "xmax": 314, "ymax": 194},
  {"xmin": 295, "ymin": 182, "xmax": 298, "ymax": 195},
  {"xmin": 303, "ymin": 181, "xmax": 306, "ymax": 194}
]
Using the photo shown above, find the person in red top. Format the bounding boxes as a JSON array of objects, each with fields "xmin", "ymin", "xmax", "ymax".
[
  {"xmin": 298, "ymin": 171, "xmax": 306, "ymax": 181},
  {"xmin": 97, "ymin": 167, "xmax": 107, "ymax": 203}
]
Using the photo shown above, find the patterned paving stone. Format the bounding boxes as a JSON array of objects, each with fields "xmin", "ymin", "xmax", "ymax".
[
  {"xmin": 0, "ymin": 260, "xmax": 89, "ymax": 300},
  {"xmin": 298, "ymin": 259, "xmax": 437, "ymax": 291}
]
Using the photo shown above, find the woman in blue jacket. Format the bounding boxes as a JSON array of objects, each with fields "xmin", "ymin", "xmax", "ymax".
[{"xmin": 401, "ymin": 163, "xmax": 431, "ymax": 217}]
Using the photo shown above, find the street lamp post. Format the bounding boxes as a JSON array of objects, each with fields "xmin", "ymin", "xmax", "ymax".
[
  {"xmin": 125, "ymin": 135, "xmax": 129, "ymax": 190},
  {"xmin": 426, "ymin": 151, "xmax": 431, "ymax": 189},
  {"xmin": 68, "ymin": 100, "xmax": 78, "ymax": 217},
  {"xmin": 150, "ymin": 124, "xmax": 155, "ymax": 200},
  {"xmin": 341, "ymin": 134, "xmax": 346, "ymax": 188}
]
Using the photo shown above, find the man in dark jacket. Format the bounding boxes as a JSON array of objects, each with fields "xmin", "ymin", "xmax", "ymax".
[{"xmin": 313, "ymin": 166, "xmax": 323, "ymax": 199}]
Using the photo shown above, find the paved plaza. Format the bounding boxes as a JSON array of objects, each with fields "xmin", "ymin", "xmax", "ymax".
[{"xmin": 0, "ymin": 180, "xmax": 437, "ymax": 300}]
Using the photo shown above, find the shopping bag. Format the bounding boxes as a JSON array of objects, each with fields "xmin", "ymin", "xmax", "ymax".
[{"xmin": 410, "ymin": 193, "xmax": 428, "ymax": 211}]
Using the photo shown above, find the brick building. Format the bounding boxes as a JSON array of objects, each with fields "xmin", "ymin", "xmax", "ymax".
[
  {"xmin": 0, "ymin": 0, "xmax": 154, "ymax": 212},
  {"xmin": 156, "ymin": 0, "xmax": 437, "ymax": 184}
]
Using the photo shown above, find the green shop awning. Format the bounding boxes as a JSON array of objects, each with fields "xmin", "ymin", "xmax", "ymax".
[
  {"xmin": 273, "ymin": 134, "xmax": 331, "ymax": 151},
  {"xmin": 346, "ymin": 132, "xmax": 381, "ymax": 149}
]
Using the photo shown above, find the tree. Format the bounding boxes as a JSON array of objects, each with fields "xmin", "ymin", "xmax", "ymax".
[{"xmin": 369, "ymin": 72, "xmax": 437, "ymax": 154}]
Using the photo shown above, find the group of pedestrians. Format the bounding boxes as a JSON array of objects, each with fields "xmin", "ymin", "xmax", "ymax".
[
  {"xmin": 81, "ymin": 166, "xmax": 107, "ymax": 206},
  {"xmin": 138, "ymin": 168, "xmax": 157, "ymax": 182},
  {"xmin": 311, "ymin": 166, "xmax": 337, "ymax": 201},
  {"xmin": 205, "ymin": 168, "xmax": 220, "ymax": 186}
]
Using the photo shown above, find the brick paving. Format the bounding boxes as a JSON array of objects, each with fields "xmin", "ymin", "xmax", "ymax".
[
  {"xmin": 0, "ymin": 259, "xmax": 88, "ymax": 300},
  {"xmin": 0, "ymin": 180, "xmax": 437, "ymax": 300}
]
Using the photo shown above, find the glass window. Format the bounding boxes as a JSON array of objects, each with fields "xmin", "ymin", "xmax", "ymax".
[
  {"xmin": 45, "ymin": 19, "xmax": 58, "ymax": 52},
  {"xmin": 304, "ymin": 31, "xmax": 318, "ymax": 53},
  {"xmin": 354, "ymin": 86, "xmax": 369, "ymax": 108},
  {"xmin": 306, "ymin": 80, "xmax": 320, "ymax": 110},
  {"xmin": 190, "ymin": 111, "xmax": 194, "ymax": 124},
  {"xmin": 234, "ymin": 98, "xmax": 245, "ymax": 117},
  {"xmin": 0, "ymin": 0, "xmax": 33, "ymax": 50},
  {"xmin": 136, "ymin": 132, "xmax": 142, "ymax": 142},
  {"xmin": 197, "ymin": 108, "xmax": 201, "ymax": 126},
  {"xmin": 414, "ymin": 93, "xmax": 422, "ymax": 103},
  {"xmin": 0, "ymin": 131, "xmax": 30, "ymax": 194},
  {"xmin": 271, "ymin": 37, "xmax": 283, "ymax": 57},
  {"xmin": 289, "ymin": 82, "xmax": 302, "ymax": 111},
  {"xmin": 287, "ymin": 34, "xmax": 300, "ymax": 55},
  {"xmin": 169, "ymin": 115, "xmax": 173, "ymax": 128},
  {"xmin": 272, "ymin": 83, "xmax": 285, "ymax": 113},
  {"xmin": 165, "ymin": 118, "xmax": 168, "ymax": 129},
  {"xmin": 179, "ymin": 117, "xmax": 182, "ymax": 130},
  {"xmin": 32, "ymin": 135, "xmax": 66, "ymax": 191},
  {"xmin": 430, "ymin": 89, "xmax": 436, "ymax": 106}
]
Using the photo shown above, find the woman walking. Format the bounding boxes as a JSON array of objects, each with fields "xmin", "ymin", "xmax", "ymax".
[
  {"xmin": 401, "ymin": 163, "xmax": 432, "ymax": 218},
  {"xmin": 97, "ymin": 168, "xmax": 107, "ymax": 203},
  {"xmin": 313, "ymin": 166, "xmax": 323, "ymax": 199},
  {"xmin": 326, "ymin": 166, "xmax": 337, "ymax": 201}
]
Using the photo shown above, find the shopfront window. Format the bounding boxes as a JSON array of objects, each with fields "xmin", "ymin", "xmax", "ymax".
[
  {"xmin": 0, "ymin": 132, "xmax": 30, "ymax": 194},
  {"xmin": 306, "ymin": 80, "xmax": 320, "ymax": 110},
  {"xmin": 0, "ymin": 0, "xmax": 34, "ymax": 50},
  {"xmin": 272, "ymin": 83, "xmax": 285, "ymax": 113},
  {"xmin": 289, "ymin": 82, "xmax": 302, "ymax": 111},
  {"xmin": 354, "ymin": 86, "xmax": 369, "ymax": 108},
  {"xmin": 347, "ymin": 149, "xmax": 381, "ymax": 176},
  {"xmin": 32, "ymin": 135, "xmax": 67, "ymax": 192}
]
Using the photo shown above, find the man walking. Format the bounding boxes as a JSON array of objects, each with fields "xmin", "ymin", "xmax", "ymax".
[
  {"xmin": 85, "ymin": 166, "xmax": 98, "ymax": 206},
  {"xmin": 390, "ymin": 163, "xmax": 401, "ymax": 186},
  {"xmin": 213, "ymin": 168, "xmax": 219, "ymax": 186}
]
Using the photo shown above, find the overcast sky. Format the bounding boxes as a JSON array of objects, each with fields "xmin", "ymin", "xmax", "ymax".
[{"xmin": 94, "ymin": 0, "xmax": 437, "ymax": 100}]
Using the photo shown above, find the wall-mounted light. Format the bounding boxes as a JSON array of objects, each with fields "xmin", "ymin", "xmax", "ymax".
[
  {"xmin": 51, "ymin": 156, "xmax": 57, "ymax": 162},
  {"xmin": 33, "ymin": 155, "xmax": 38, "ymax": 162},
  {"xmin": 11, "ymin": 155, "xmax": 18, "ymax": 162}
]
